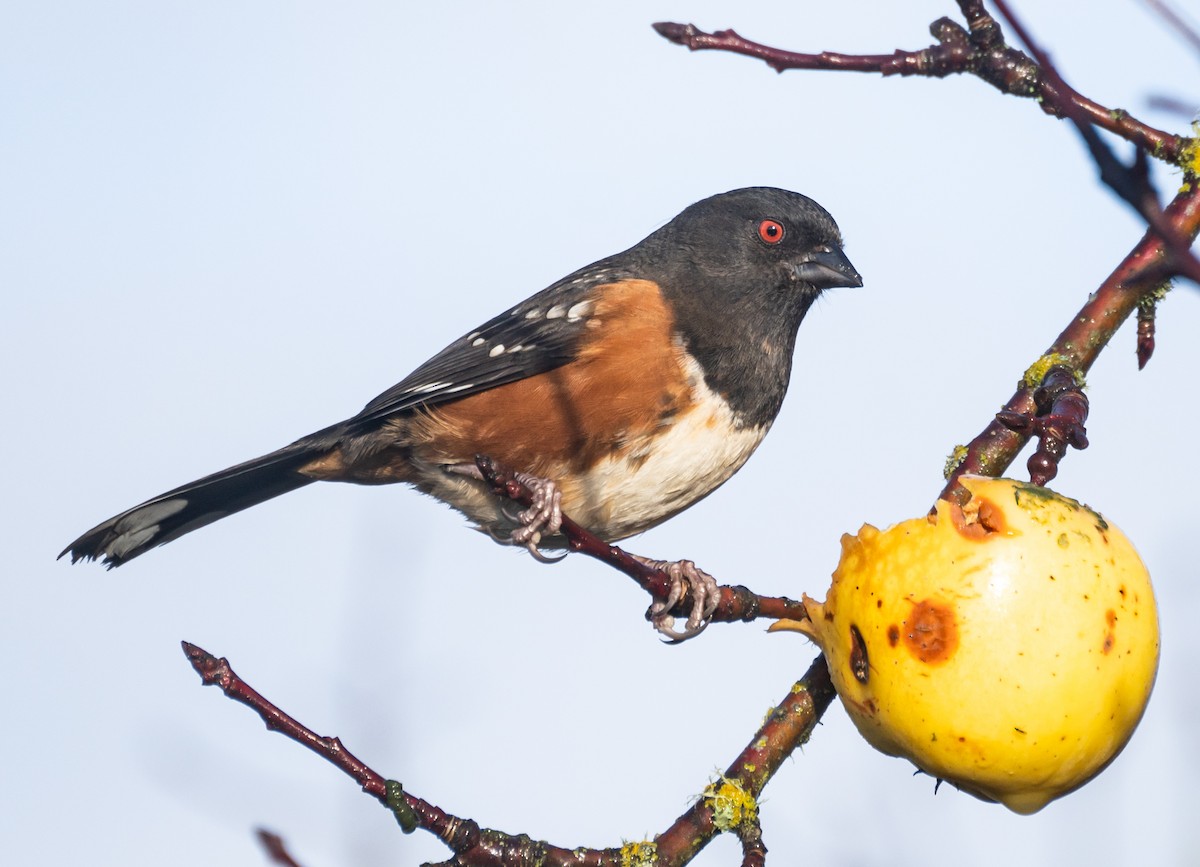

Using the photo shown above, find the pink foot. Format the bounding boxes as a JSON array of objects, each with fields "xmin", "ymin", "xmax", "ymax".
[
  {"xmin": 508, "ymin": 472, "xmax": 564, "ymax": 562},
  {"xmin": 632, "ymin": 556, "xmax": 719, "ymax": 642},
  {"xmin": 447, "ymin": 463, "xmax": 565, "ymax": 562}
]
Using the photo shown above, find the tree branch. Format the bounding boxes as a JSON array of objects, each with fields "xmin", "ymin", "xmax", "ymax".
[
  {"xmin": 995, "ymin": 365, "xmax": 1090, "ymax": 486},
  {"xmin": 987, "ymin": 0, "xmax": 1200, "ymax": 286},
  {"xmin": 474, "ymin": 455, "xmax": 811, "ymax": 632},
  {"xmin": 183, "ymin": 642, "xmax": 834, "ymax": 867},
  {"xmin": 651, "ymin": 17, "xmax": 1187, "ymax": 163},
  {"xmin": 655, "ymin": 0, "xmax": 1200, "ymax": 490},
  {"xmin": 655, "ymin": 2, "xmax": 1200, "ymax": 288},
  {"xmin": 941, "ymin": 181, "xmax": 1200, "ymax": 501}
]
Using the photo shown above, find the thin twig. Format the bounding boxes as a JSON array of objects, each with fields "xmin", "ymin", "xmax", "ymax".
[
  {"xmin": 995, "ymin": 366, "xmax": 1090, "ymax": 486},
  {"xmin": 474, "ymin": 455, "xmax": 810, "ymax": 629},
  {"xmin": 941, "ymin": 181, "xmax": 1200, "ymax": 501},
  {"xmin": 657, "ymin": 3, "xmax": 1200, "ymax": 496},
  {"xmin": 656, "ymin": 3, "xmax": 1200, "ymax": 286},
  {"xmin": 652, "ymin": 16, "xmax": 1188, "ymax": 164},
  {"xmin": 989, "ymin": 0, "xmax": 1200, "ymax": 285},
  {"xmin": 183, "ymin": 642, "xmax": 834, "ymax": 867}
]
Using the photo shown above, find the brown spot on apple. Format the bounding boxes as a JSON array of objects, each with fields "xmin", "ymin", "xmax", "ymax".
[
  {"xmin": 947, "ymin": 494, "xmax": 1007, "ymax": 540},
  {"xmin": 903, "ymin": 600, "xmax": 959, "ymax": 664}
]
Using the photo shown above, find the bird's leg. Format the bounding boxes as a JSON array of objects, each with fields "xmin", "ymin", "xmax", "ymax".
[
  {"xmin": 508, "ymin": 472, "xmax": 563, "ymax": 544},
  {"xmin": 506, "ymin": 471, "xmax": 565, "ymax": 562},
  {"xmin": 631, "ymin": 556, "xmax": 719, "ymax": 641},
  {"xmin": 445, "ymin": 463, "xmax": 565, "ymax": 561},
  {"xmin": 470, "ymin": 455, "xmax": 718, "ymax": 642}
]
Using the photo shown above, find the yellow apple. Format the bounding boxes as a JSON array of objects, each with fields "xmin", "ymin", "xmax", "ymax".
[{"xmin": 780, "ymin": 476, "xmax": 1159, "ymax": 813}]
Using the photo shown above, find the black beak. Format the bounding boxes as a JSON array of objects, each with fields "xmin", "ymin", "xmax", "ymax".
[{"xmin": 792, "ymin": 247, "xmax": 862, "ymax": 289}]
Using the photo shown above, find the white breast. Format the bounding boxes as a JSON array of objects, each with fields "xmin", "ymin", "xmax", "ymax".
[{"xmin": 565, "ymin": 353, "xmax": 770, "ymax": 541}]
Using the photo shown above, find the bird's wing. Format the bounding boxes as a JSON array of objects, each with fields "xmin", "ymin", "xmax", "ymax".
[{"xmin": 342, "ymin": 262, "xmax": 631, "ymax": 431}]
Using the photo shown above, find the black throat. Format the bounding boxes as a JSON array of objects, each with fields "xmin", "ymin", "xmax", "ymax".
[{"xmin": 658, "ymin": 273, "xmax": 820, "ymax": 429}]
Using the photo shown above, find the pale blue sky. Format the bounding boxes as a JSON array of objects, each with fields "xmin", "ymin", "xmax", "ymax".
[{"xmin": 5, "ymin": 2, "xmax": 1198, "ymax": 865}]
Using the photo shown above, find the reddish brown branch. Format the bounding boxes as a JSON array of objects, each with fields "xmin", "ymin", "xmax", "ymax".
[
  {"xmin": 989, "ymin": 0, "xmax": 1200, "ymax": 285},
  {"xmin": 653, "ymin": 15, "xmax": 1188, "ymax": 165},
  {"xmin": 657, "ymin": 4, "xmax": 1200, "ymax": 285},
  {"xmin": 942, "ymin": 182, "xmax": 1200, "ymax": 500},
  {"xmin": 473, "ymin": 454, "xmax": 810, "ymax": 632},
  {"xmin": 653, "ymin": 22, "xmax": 941, "ymax": 76},
  {"xmin": 995, "ymin": 365, "xmax": 1090, "ymax": 486},
  {"xmin": 184, "ymin": 642, "xmax": 834, "ymax": 867},
  {"xmin": 184, "ymin": 643, "xmax": 391, "ymax": 802},
  {"xmin": 737, "ymin": 824, "xmax": 767, "ymax": 867},
  {"xmin": 657, "ymin": 2, "xmax": 1200, "ymax": 490},
  {"xmin": 184, "ymin": 642, "xmax": 632, "ymax": 866},
  {"xmin": 656, "ymin": 656, "xmax": 835, "ymax": 866}
]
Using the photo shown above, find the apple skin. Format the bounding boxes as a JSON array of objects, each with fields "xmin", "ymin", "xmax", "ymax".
[{"xmin": 786, "ymin": 476, "xmax": 1159, "ymax": 814}]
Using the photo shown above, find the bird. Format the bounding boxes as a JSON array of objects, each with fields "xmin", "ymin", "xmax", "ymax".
[{"xmin": 61, "ymin": 187, "xmax": 861, "ymax": 638}]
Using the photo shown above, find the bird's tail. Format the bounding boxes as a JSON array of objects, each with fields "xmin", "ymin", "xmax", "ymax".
[{"xmin": 61, "ymin": 444, "xmax": 321, "ymax": 568}]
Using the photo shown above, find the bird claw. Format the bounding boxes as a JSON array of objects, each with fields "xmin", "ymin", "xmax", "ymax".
[
  {"xmin": 524, "ymin": 538, "xmax": 567, "ymax": 563},
  {"xmin": 465, "ymin": 460, "xmax": 719, "ymax": 635},
  {"xmin": 635, "ymin": 557, "xmax": 719, "ymax": 642},
  {"xmin": 507, "ymin": 472, "xmax": 564, "ymax": 556},
  {"xmin": 453, "ymin": 462, "xmax": 567, "ymax": 562}
]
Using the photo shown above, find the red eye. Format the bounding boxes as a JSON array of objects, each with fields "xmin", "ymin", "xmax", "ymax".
[{"xmin": 758, "ymin": 219, "xmax": 784, "ymax": 244}]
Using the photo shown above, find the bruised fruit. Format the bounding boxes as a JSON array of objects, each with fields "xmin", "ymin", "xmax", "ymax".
[{"xmin": 778, "ymin": 476, "xmax": 1159, "ymax": 814}]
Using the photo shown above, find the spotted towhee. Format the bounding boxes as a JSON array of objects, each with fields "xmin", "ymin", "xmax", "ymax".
[{"xmin": 62, "ymin": 187, "xmax": 860, "ymax": 636}]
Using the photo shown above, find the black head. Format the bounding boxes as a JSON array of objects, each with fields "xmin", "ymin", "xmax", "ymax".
[
  {"xmin": 627, "ymin": 187, "xmax": 861, "ymax": 426},
  {"xmin": 638, "ymin": 186, "xmax": 861, "ymax": 302}
]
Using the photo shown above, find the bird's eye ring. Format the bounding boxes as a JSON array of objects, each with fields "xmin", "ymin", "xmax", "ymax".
[{"xmin": 758, "ymin": 219, "xmax": 785, "ymax": 245}]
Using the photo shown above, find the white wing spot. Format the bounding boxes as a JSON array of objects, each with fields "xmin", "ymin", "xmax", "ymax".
[
  {"xmin": 524, "ymin": 309, "xmax": 541, "ymax": 319},
  {"xmin": 546, "ymin": 304, "xmax": 566, "ymax": 319},
  {"xmin": 567, "ymin": 300, "xmax": 594, "ymax": 322},
  {"xmin": 489, "ymin": 344, "xmax": 506, "ymax": 357},
  {"xmin": 571, "ymin": 271, "xmax": 607, "ymax": 286},
  {"xmin": 508, "ymin": 344, "xmax": 524, "ymax": 353},
  {"xmin": 467, "ymin": 332, "xmax": 481, "ymax": 341},
  {"xmin": 471, "ymin": 337, "xmax": 486, "ymax": 347},
  {"xmin": 404, "ymin": 381, "xmax": 451, "ymax": 395},
  {"xmin": 443, "ymin": 383, "xmax": 473, "ymax": 394}
]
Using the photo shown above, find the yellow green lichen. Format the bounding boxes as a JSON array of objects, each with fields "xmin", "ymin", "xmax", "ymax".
[
  {"xmin": 944, "ymin": 444, "xmax": 969, "ymax": 479},
  {"xmin": 1139, "ymin": 281, "xmax": 1172, "ymax": 310},
  {"xmin": 619, "ymin": 840, "xmax": 657, "ymax": 867},
  {"xmin": 1022, "ymin": 353, "xmax": 1084, "ymax": 390},
  {"xmin": 1181, "ymin": 125, "xmax": 1200, "ymax": 179},
  {"xmin": 703, "ymin": 776, "xmax": 758, "ymax": 832}
]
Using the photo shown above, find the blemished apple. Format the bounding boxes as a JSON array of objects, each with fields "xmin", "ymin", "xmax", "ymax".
[{"xmin": 775, "ymin": 476, "xmax": 1159, "ymax": 814}]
